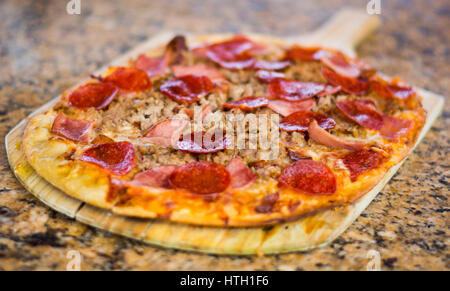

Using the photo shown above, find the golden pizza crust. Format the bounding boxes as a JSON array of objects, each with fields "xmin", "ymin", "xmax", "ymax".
[{"xmin": 23, "ymin": 34, "xmax": 427, "ymax": 227}]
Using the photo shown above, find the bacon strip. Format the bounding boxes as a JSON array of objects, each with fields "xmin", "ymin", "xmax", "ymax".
[
  {"xmin": 226, "ymin": 157, "xmax": 256, "ymax": 189},
  {"xmin": 380, "ymin": 115, "xmax": 413, "ymax": 140},
  {"xmin": 51, "ymin": 113, "xmax": 92, "ymax": 143},
  {"xmin": 142, "ymin": 119, "xmax": 189, "ymax": 147},
  {"xmin": 267, "ymin": 99, "xmax": 315, "ymax": 116},
  {"xmin": 308, "ymin": 120, "xmax": 365, "ymax": 151}
]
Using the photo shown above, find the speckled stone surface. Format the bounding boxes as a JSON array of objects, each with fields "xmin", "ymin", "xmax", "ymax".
[{"xmin": 0, "ymin": 0, "xmax": 448, "ymax": 270}]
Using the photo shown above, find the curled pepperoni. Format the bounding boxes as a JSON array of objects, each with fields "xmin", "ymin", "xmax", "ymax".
[
  {"xmin": 103, "ymin": 67, "xmax": 152, "ymax": 91},
  {"xmin": 342, "ymin": 149, "xmax": 385, "ymax": 182},
  {"xmin": 222, "ymin": 97, "xmax": 268, "ymax": 111},
  {"xmin": 200, "ymin": 35, "xmax": 265, "ymax": 70},
  {"xmin": 134, "ymin": 53, "xmax": 169, "ymax": 77},
  {"xmin": 68, "ymin": 82, "xmax": 118, "ymax": 109},
  {"xmin": 166, "ymin": 35, "xmax": 188, "ymax": 65},
  {"xmin": 278, "ymin": 160, "xmax": 337, "ymax": 195},
  {"xmin": 51, "ymin": 113, "xmax": 91, "ymax": 143},
  {"xmin": 279, "ymin": 111, "xmax": 335, "ymax": 132},
  {"xmin": 80, "ymin": 141, "xmax": 135, "ymax": 175},
  {"xmin": 285, "ymin": 45, "xmax": 329, "ymax": 61},
  {"xmin": 132, "ymin": 165, "xmax": 177, "ymax": 189},
  {"xmin": 336, "ymin": 100, "xmax": 384, "ymax": 130},
  {"xmin": 267, "ymin": 99, "xmax": 316, "ymax": 117},
  {"xmin": 380, "ymin": 115, "xmax": 412, "ymax": 140},
  {"xmin": 160, "ymin": 75, "xmax": 213, "ymax": 104},
  {"xmin": 253, "ymin": 60, "xmax": 291, "ymax": 70},
  {"xmin": 255, "ymin": 70, "xmax": 285, "ymax": 83},
  {"xmin": 176, "ymin": 130, "xmax": 230, "ymax": 153},
  {"xmin": 267, "ymin": 79, "xmax": 325, "ymax": 101},
  {"xmin": 322, "ymin": 67, "xmax": 369, "ymax": 95},
  {"xmin": 169, "ymin": 161, "xmax": 230, "ymax": 194}
]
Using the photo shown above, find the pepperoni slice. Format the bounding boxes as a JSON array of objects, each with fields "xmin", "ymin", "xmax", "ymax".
[
  {"xmin": 68, "ymin": 82, "xmax": 118, "ymax": 109},
  {"xmin": 222, "ymin": 97, "xmax": 268, "ymax": 111},
  {"xmin": 380, "ymin": 115, "xmax": 413, "ymax": 140},
  {"xmin": 267, "ymin": 79, "xmax": 325, "ymax": 101},
  {"xmin": 321, "ymin": 54, "xmax": 360, "ymax": 78},
  {"xmin": 253, "ymin": 60, "xmax": 291, "ymax": 70},
  {"xmin": 255, "ymin": 70, "xmax": 285, "ymax": 83},
  {"xmin": 278, "ymin": 160, "xmax": 337, "ymax": 195},
  {"xmin": 132, "ymin": 165, "xmax": 177, "ymax": 189},
  {"xmin": 371, "ymin": 77, "xmax": 416, "ymax": 101},
  {"xmin": 267, "ymin": 99, "xmax": 316, "ymax": 116},
  {"xmin": 176, "ymin": 130, "xmax": 230, "ymax": 153},
  {"xmin": 342, "ymin": 149, "xmax": 385, "ymax": 182},
  {"xmin": 134, "ymin": 53, "xmax": 169, "ymax": 77},
  {"xmin": 226, "ymin": 157, "xmax": 256, "ymax": 189},
  {"xmin": 322, "ymin": 67, "xmax": 369, "ymax": 95},
  {"xmin": 51, "ymin": 113, "xmax": 91, "ymax": 143},
  {"xmin": 80, "ymin": 141, "xmax": 135, "ymax": 175},
  {"xmin": 317, "ymin": 84, "xmax": 342, "ymax": 97},
  {"xmin": 160, "ymin": 75, "xmax": 213, "ymax": 104},
  {"xmin": 142, "ymin": 118, "xmax": 189, "ymax": 147},
  {"xmin": 103, "ymin": 67, "xmax": 152, "ymax": 91},
  {"xmin": 336, "ymin": 100, "xmax": 384, "ymax": 130},
  {"xmin": 285, "ymin": 45, "xmax": 329, "ymax": 61},
  {"xmin": 200, "ymin": 35, "xmax": 265, "ymax": 70},
  {"xmin": 172, "ymin": 64, "xmax": 225, "ymax": 82},
  {"xmin": 279, "ymin": 111, "xmax": 336, "ymax": 132},
  {"xmin": 169, "ymin": 161, "xmax": 230, "ymax": 194}
]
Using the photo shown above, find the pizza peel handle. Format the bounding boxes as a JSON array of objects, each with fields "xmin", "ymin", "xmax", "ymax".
[{"xmin": 291, "ymin": 8, "xmax": 381, "ymax": 57}]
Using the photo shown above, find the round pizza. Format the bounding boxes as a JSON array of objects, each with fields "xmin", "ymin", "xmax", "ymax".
[{"xmin": 23, "ymin": 34, "xmax": 426, "ymax": 226}]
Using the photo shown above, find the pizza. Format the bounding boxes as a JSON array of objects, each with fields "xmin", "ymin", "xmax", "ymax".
[{"xmin": 23, "ymin": 34, "xmax": 426, "ymax": 227}]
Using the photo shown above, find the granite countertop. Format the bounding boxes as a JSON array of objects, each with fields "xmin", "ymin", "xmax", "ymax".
[{"xmin": 0, "ymin": 0, "xmax": 448, "ymax": 270}]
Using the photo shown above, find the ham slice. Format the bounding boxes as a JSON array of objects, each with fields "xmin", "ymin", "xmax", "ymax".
[
  {"xmin": 134, "ymin": 53, "xmax": 169, "ymax": 77},
  {"xmin": 51, "ymin": 113, "xmax": 92, "ymax": 143},
  {"xmin": 267, "ymin": 99, "xmax": 315, "ymax": 117},
  {"xmin": 132, "ymin": 165, "xmax": 177, "ymax": 189},
  {"xmin": 172, "ymin": 64, "xmax": 225, "ymax": 82},
  {"xmin": 308, "ymin": 120, "xmax": 365, "ymax": 151},
  {"xmin": 226, "ymin": 157, "xmax": 256, "ymax": 189},
  {"xmin": 142, "ymin": 119, "xmax": 189, "ymax": 147}
]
